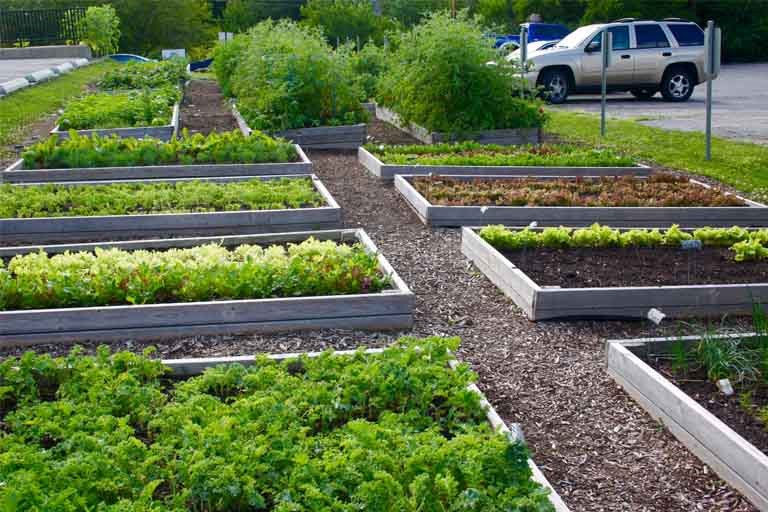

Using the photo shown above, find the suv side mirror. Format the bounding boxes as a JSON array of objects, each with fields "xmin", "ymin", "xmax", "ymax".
[{"xmin": 585, "ymin": 41, "xmax": 601, "ymax": 53}]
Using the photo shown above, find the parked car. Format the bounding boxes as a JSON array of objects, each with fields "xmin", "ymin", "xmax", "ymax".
[
  {"xmin": 521, "ymin": 18, "xmax": 706, "ymax": 103},
  {"xmin": 505, "ymin": 39, "xmax": 560, "ymax": 58},
  {"xmin": 492, "ymin": 22, "xmax": 571, "ymax": 48}
]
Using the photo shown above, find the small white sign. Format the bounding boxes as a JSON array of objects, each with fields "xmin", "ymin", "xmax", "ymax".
[
  {"xmin": 647, "ymin": 308, "xmax": 666, "ymax": 325},
  {"xmin": 717, "ymin": 378, "xmax": 734, "ymax": 396},
  {"xmin": 161, "ymin": 49, "xmax": 186, "ymax": 60},
  {"xmin": 218, "ymin": 32, "xmax": 234, "ymax": 42}
]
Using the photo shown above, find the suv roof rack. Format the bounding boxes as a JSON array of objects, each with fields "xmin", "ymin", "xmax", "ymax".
[
  {"xmin": 662, "ymin": 17, "xmax": 689, "ymax": 21},
  {"xmin": 613, "ymin": 18, "xmax": 637, "ymax": 22}
]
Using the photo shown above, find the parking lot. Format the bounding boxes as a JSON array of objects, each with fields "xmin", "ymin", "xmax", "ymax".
[
  {"xmin": 556, "ymin": 63, "xmax": 768, "ymax": 145},
  {"xmin": 0, "ymin": 57, "xmax": 76, "ymax": 82}
]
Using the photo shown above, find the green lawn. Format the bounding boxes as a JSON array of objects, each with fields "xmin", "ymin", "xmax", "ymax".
[
  {"xmin": 546, "ymin": 110, "xmax": 768, "ymax": 202},
  {"xmin": 0, "ymin": 60, "xmax": 118, "ymax": 159}
]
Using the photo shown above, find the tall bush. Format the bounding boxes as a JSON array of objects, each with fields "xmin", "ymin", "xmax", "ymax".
[
  {"xmin": 216, "ymin": 20, "xmax": 367, "ymax": 131},
  {"xmin": 377, "ymin": 12, "xmax": 545, "ymax": 133},
  {"xmin": 76, "ymin": 5, "xmax": 120, "ymax": 56},
  {"xmin": 301, "ymin": 0, "xmax": 391, "ymax": 46}
]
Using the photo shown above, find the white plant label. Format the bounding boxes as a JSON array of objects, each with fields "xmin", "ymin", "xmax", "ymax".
[
  {"xmin": 647, "ymin": 308, "xmax": 666, "ymax": 325},
  {"xmin": 717, "ymin": 378, "xmax": 734, "ymax": 396}
]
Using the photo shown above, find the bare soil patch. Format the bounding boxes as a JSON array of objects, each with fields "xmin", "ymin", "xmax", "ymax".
[{"xmin": 180, "ymin": 79, "xmax": 236, "ymax": 135}]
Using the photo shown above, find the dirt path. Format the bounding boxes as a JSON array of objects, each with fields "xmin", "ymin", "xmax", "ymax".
[{"xmin": 179, "ymin": 79, "xmax": 237, "ymax": 135}]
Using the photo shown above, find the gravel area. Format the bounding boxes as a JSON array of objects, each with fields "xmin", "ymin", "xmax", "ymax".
[{"xmin": 0, "ymin": 117, "xmax": 760, "ymax": 511}]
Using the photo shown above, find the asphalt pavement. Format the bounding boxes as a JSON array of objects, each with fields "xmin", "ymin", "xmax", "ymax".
[
  {"xmin": 0, "ymin": 57, "xmax": 75, "ymax": 83},
  {"xmin": 555, "ymin": 63, "xmax": 768, "ymax": 145}
]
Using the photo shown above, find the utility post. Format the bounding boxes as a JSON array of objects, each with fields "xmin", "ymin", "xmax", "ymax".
[
  {"xmin": 451, "ymin": 0, "xmax": 456, "ymax": 18},
  {"xmin": 600, "ymin": 30, "xmax": 612, "ymax": 137},
  {"xmin": 703, "ymin": 20, "xmax": 721, "ymax": 161},
  {"xmin": 519, "ymin": 25, "xmax": 528, "ymax": 99}
]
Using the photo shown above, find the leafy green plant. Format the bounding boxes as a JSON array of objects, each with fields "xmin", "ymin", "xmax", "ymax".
[
  {"xmin": 0, "ymin": 177, "xmax": 322, "ymax": 219},
  {"xmin": 21, "ymin": 130, "xmax": 296, "ymax": 169},
  {"xmin": 376, "ymin": 12, "xmax": 545, "ymax": 134},
  {"xmin": 369, "ymin": 142, "xmax": 636, "ymax": 167},
  {"xmin": 300, "ymin": 0, "xmax": 392, "ymax": 46},
  {"xmin": 77, "ymin": 4, "xmax": 121, "ymax": 57},
  {"xmin": 98, "ymin": 60, "xmax": 188, "ymax": 90},
  {"xmin": 0, "ymin": 338, "xmax": 555, "ymax": 510},
  {"xmin": 413, "ymin": 175, "xmax": 745, "ymax": 207},
  {"xmin": 214, "ymin": 20, "xmax": 367, "ymax": 131},
  {"xmin": 0, "ymin": 238, "xmax": 388, "ymax": 310},
  {"xmin": 350, "ymin": 42, "xmax": 389, "ymax": 101},
  {"xmin": 57, "ymin": 87, "xmax": 180, "ymax": 130},
  {"xmin": 479, "ymin": 224, "xmax": 768, "ymax": 263}
]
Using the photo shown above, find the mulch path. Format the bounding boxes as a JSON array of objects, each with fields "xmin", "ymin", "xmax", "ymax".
[
  {"xmin": 504, "ymin": 246, "xmax": 768, "ymax": 287},
  {"xmin": 179, "ymin": 79, "xmax": 237, "ymax": 135},
  {"xmin": 0, "ymin": 114, "xmax": 760, "ymax": 511}
]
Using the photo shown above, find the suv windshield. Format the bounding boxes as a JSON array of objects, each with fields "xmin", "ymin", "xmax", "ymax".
[{"xmin": 554, "ymin": 25, "xmax": 598, "ymax": 48}]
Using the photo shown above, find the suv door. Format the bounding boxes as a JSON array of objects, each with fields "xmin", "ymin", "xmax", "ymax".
[
  {"xmin": 632, "ymin": 23, "xmax": 673, "ymax": 85},
  {"xmin": 580, "ymin": 25, "xmax": 633, "ymax": 87}
]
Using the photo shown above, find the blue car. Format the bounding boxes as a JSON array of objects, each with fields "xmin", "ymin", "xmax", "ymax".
[{"xmin": 493, "ymin": 22, "xmax": 571, "ymax": 48}]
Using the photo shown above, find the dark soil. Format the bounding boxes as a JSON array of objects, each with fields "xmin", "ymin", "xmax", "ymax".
[
  {"xmin": 503, "ymin": 247, "xmax": 768, "ymax": 288},
  {"xmin": 654, "ymin": 362, "xmax": 768, "ymax": 456},
  {"xmin": 0, "ymin": 118, "xmax": 759, "ymax": 511},
  {"xmin": 180, "ymin": 79, "xmax": 237, "ymax": 135}
]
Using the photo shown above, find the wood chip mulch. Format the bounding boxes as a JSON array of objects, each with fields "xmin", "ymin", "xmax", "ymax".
[{"xmin": 1, "ymin": 114, "xmax": 761, "ymax": 511}]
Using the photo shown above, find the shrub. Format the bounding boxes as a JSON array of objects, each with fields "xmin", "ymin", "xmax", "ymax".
[
  {"xmin": 98, "ymin": 60, "xmax": 188, "ymax": 90},
  {"xmin": 57, "ymin": 87, "xmax": 180, "ymax": 130},
  {"xmin": 77, "ymin": 4, "xmax": 121, "ymax": 56},
  {"xmin": 212, "ymin": 34, "xmax": 249, "ymax": 97},
  {"xmin": 21, "ymin": 130, "xmax": 297, "ymax": 169},
  {"xmin": 300, "ymin": 0, "xmax": 390, "ymax": 46},
  {"xmin": 220, "ymin": 20, "xmax": 367, "ymax": 131},
  {"xmin": 377, "ymin": 12, "xmax": 546, "ymax": 133},
  {"xmin": 349, "ymin": 42, "xmax": 389, "ymax": 100}
]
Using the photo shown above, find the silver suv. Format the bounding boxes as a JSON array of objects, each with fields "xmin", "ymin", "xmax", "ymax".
[{"xmin": 518, "ymin": 19, "xmax": 706, "ymax": 103}]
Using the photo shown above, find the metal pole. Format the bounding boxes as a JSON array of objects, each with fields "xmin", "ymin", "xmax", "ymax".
[
  {"xmin": 705, "ymin": 20, "xmax": 714, "ymax": 161},
  {"xmin": 600, "ymin": 30, "xmax": 609, "ymax": 137},
  {"xmin": 519, "ymin": 26, "xmax": 528, "ymax": 99},
  {"xmin": 451, "ymin": 0, "xmax": 456, "ymax": 18}
]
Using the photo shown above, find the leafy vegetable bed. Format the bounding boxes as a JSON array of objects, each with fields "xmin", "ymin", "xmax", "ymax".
[
  {"xmin": 56, "ymin": 87, "xmax": 181, "ymax": 130},
  {"xmin": 368, "ymin": 142, "xmax": 635, "ymax": 167},
  {"xmin": 413, "ymin": 175, "xmax": 744, "ymax": 207},
  {"xmin": 0, "ymin": 338, "xmax": 554, "ymax": 510},
  {"xmin": 461, "ymin": 225, "xmax": 768, "ymax": 320},
  {"xmin": 97, "ymin": 59, "xmax": 188, "ymax": 90},
  {"xmin": 21, "ymin": 131, "xmax": 297, "ymax": 170},
  {"xmin": 607, "ymin": 333, "xmax": 768, "ymax": 509},
  {"xmin": 0, "ymin": 238, "xmax": 387, "ymax": 310},
  {"xmin": 1, "ymin": 177, "xmax": 322, "ymax": 218}
]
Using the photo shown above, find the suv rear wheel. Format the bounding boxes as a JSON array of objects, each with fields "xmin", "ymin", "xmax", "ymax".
[
  {"xmin": 541, "ymin": 69, "xmax": 570, "ymax": 104},
  {"xmin": 660, "ymin": 68, "xmax": 695, "ymax": 102},
  {"xmin": 630, "ymin": 88, "xmax": 658, "ymax": 100}
]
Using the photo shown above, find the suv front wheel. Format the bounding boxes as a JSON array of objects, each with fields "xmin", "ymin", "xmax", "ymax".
[
  {"xmin": 660, "ymin": 68, "xmax": 695, "ymax": 102},
  {"xmin": 541, "ymin": 69, "xmax": 570, "ymax": 104}
]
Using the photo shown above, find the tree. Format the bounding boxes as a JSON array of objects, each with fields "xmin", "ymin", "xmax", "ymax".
[
  {"xmin": 300, "ymin": 0, "xmax": 391, "ymax": 46},
  {"xmin": 77, "ymin": 4, "xmax": 121, "ymax": 56}
]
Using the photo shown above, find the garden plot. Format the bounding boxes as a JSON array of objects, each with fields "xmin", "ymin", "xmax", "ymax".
[
  {"xmin": 0, "ymin": 339, "xmax": 564, "ymax": 510},
  {"xmin": 50, "ymin": 87, "xmax": 182, "ymax": 142},
  {"xmin": 462, "ymin": 225, "xmax": 768, "ymax": 320},
  {"xmin": 359, "ymin": 142, "xmax": 653, "ymax": 180},
  {"xmin": 396, "ymin": 174, "xmax": 767, "ymax": 227},
  {"xmin": 2, "ymin": 130, "xmax": 311, "ymax": 183},
  {"xmin": 0, "ymin": 229, "xmax": 412, "ymax": 346},
  {"xmin": 376, "ymin": 104, "xmax": 541, "ymax": 145},
  {"xmin": 0, "ymin": 174, "xmax": 340, "ymax": 244},
  {"xmin": 606, "ymin": 333, "xmax": 768, "ymax": 510},
  {"xmin": 233, "ymin": 103, "xmax": 367, "ymax": 150}
]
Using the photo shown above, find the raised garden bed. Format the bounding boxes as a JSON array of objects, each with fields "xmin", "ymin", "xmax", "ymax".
[
  {"xmin": 359, "ymin": 143, "xmax": 653, "ymax": 180},
  {"xmin": 462, "ymin": 225, "xmax": 768, "ymax": 320},
  {"xmin": 0, "ymin": 174, "xmax": 340, "ymax": 244},
  {"xmin": 0, "ymin": 229, "xmax": 412, "ymax": 345},
  {"xmin": 606, "ymin": 333, "xmax": 768, "ymax": 510},
  {"xmin": 233, "ymin": 103, "xmax": 367, "ymax": 150},
  {"xmin": 395, "ymin": 174, "xmax": 767, "ymax": 227},
  {"xmin": 50, "ymin": 89, "xmax": 182, "ymax": 142},
  {"xmin": 376, "ymin": 104, "xmax": 541, "ymax": 145},
  {"xmin": 2, "ymin": 131, "xmax": 311, "ymax": 183},
  {"xmin": 0, "ymin": 339, "xmax": 565, "ymax": 510}
]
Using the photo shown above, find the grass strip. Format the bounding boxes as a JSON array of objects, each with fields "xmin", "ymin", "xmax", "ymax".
[
  {"xmin": 546, "ymin": 111, "xmax": 768, "ymax": 202},
  {"xmin": 0, "ymin": 238, "xmax": 387, "ymax": 309},
  {"xmin": 368, "ymin": 142, "xmax": 635, "ymax": 167},
  {"xmin": 0, "ymin": 61, "xmax": 118, "ymax": 159},
  {"xmin": 0, "ymin": 177, "xmax": 323, "ymax": 218},
  {"xmin": 412, "ymin": 175, "xmax": 743, "ymax": 207},
  {"xmin": 0, "ymin": 338, "xmax": 553, "ymax": 510}
]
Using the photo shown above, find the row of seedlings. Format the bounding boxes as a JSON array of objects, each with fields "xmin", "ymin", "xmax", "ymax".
[
  {"xmin": 50, "ymin": 59, "xmax": 189, "ymax": 142},
  {"xmin": 215, "ymin": 20, "xmax": 368, "ymax": 149}
]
